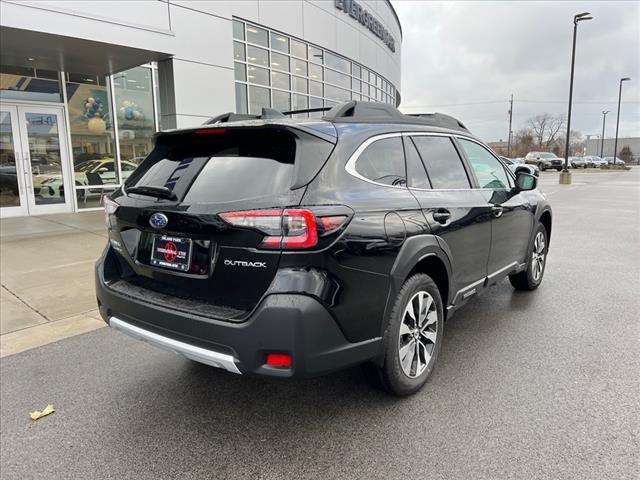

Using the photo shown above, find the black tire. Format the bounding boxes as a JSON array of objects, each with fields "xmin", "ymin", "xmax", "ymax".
[
  {"xmin": 509, "ymin": 222, "xmax": 548, "ymax": 291},
  {"xmin": 364, "ymin": 273, "xmax": 444, "ymax": 396},
  {"xmin": 556, "ymin": 167, "xmax": 562, "ymax": 172},
  {"xmin": 537, "ymin": 162, "xmax": 545, "ymax": 171}
]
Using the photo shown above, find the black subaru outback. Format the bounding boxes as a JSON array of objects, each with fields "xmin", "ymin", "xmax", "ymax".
[{"xmin": 96, "ymin": 101, "xmax": 551, "ymax": 396}]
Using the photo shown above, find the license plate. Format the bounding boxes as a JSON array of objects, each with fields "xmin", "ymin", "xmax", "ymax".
[{"xmin": 151, "ymin": 235, "xmax": 192, "ymax": 272}]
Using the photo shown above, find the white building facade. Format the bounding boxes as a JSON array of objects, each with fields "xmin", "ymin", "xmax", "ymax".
[{"xmin": 0, "ymin": 0, "xmax": 402, "ymax": 216}]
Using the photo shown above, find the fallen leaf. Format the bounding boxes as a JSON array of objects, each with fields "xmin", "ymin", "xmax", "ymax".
[{"xmin": 30, "ymin": 404, "xmax": 55, "ymax": 421}]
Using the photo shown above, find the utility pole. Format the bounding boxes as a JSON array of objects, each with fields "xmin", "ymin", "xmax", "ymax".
[
  {"xmin": 507, "ymin": 94, "xmax": 514, "ymax": 157},
  {"xmin": 600, "ymin": 110, "xmax": 609, "ymax": 157}
]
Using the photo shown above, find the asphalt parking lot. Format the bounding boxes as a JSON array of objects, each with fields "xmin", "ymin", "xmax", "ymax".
[{"xmin": 1, "ymin": 169, "xmax": 638, "ymax": 480}]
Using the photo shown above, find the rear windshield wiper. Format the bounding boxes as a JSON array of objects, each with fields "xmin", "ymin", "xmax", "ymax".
[{"xmin": 125, "ymin": 185, "xmax": 177, "ymax": 201}]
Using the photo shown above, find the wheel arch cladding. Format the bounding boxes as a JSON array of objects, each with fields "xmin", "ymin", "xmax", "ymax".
[
  {"xmin": 406, "ymin": 255, "xmax": 449, "ymax": 312},
  {"xmin": 389, "ymin": 235, "xmax": 452, "ymax": 310},
  {"xmin": 539, "ymin": 210, "xmax": 552, "ymax": 244}
]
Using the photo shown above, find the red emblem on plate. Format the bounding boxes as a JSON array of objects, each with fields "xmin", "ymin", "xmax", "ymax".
[{"xmin": 163, "ymin": 242, "xmax": 178, "ymax": 262}]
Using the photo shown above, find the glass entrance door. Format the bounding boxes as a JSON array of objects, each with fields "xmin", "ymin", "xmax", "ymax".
[{"xmin": 0, "ymin": 104, "xmax": 73, "ymax": 217}]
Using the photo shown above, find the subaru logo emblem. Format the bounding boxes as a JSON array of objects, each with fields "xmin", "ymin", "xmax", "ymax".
[{"xmin": 149, "ymin": 212, "xmax": 168, "ymax": 229}]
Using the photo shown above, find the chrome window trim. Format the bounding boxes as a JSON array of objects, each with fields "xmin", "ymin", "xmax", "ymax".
[
  {"xmin": 344, "ymin": 132, "xmax": 406, "ymax": 188},
  {"xmin": 345, "ymin": 131, "xmax": 518, "ymax": 192}
]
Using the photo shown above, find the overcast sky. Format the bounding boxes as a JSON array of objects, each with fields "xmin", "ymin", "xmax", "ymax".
[{"xmin": 392, "ymin": 1, "xmax": 640, "ymax": 142}]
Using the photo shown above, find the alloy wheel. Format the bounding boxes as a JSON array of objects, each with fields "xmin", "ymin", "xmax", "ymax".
[
  {"xmin": 398, "ymin": 291, "xmax": 438, "ymax": 378},
  {"xmin": 531, "ymin": 231, "xmax": 546, "ymax": 281}
]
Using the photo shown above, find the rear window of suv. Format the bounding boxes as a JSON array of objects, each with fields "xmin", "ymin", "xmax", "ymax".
[{"xmin": 125, "ymin": 127, "xmax": 332, "ymax": 202}]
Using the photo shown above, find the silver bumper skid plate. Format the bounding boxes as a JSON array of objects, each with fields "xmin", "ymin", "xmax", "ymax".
[{"xmin": 109, "ymin": 317, "xmax": 241, "ymax": 374}]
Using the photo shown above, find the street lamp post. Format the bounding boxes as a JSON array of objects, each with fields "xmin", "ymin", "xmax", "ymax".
[
  {"xmin": 612, "ymin": 77, "xmax": 631, "ymax": 166},
  {"xmin": 561, "ymin": 12, "xmax": 593, "ymax": 185},
  {"xmin": 600, "ymin": 110, "xmax": 609, "ymax": 157}
]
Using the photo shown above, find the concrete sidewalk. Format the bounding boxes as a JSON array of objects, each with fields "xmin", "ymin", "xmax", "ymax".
[{"xmin": 0, "ymin": 212, "xmax": 107, "ymax": 357}]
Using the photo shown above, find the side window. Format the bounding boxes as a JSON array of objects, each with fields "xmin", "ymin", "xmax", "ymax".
[
  {"xmin": 411, "ymin": 136, "xmax": 470, "ymax": 189},
  {"xmin": 458, "ymin": 139, "xmax": 510, "ymax": 189},
  {"xmin": 404, "ymin": 137, "xmax": 431, "ymax": 189},
  {"xmin": 354, "ymin": 137, "xmax": 406, "ymax": 186}
]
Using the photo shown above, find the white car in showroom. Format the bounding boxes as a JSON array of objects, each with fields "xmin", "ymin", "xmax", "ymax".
[{"xmin": 32, "ymin": 159, "xmax": 137, "ymax": 199}]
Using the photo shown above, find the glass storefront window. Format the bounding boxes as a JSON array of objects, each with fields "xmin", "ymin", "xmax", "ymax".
[
  {"xmin": 309, "ymin": 63, "xmax": 322, "ymax": 81},
  {"xmin": 271, "ymin": 72, "xmax": 290, "ymax": 90},
  {"xmin": 324, "ymin": 52, "xmax": 350, "ymax": 74},
  {"xmin": 235, "ymin": 84, "xmax": 248, "ymax": 114},
  {"xmin": 112, "ymin": 66, "xmax": 155, "ymax": 166},
  {"xmin": 0, "ymin": 111, "xmax": 19, "ymax": 207},
  {"xmin": 233, "ymin": 20, "xmax": 245, "ymax": 40},
  {"xmin": 291, "ymin": 39, "xmax": 307, "ymax": 59},
  {"xmin": 1, "ymin": 65, "xmax": 62, "ymax": 102},
  {"xmin": 65, "ymin": 73, "xmax": 117, "ymax": 187},
  {"xmin": 325, "ymin": 69, "xmax": 350, "ymax": 89},
  {"xmin": 249, "ymin": 86, "xmax": 270, "ymax": 113},
  {"xmin": 234, "ymin": 42, "xmax": 245, "ymax": 61},
  {"xmin": 272, "ymin": 90, "xmax": 291, "ymax": 111},
  {"xmin": 309, "ymin": 80, "xmax": 323, "ymax": 98},
  {"xmin": 234, "ymin": 62, "xmax": 246, "ymax": 82},
  {"xmin": 270, "ymin": 32, "xmax": 289, "ymax": 53},
  {"xmin": 309, "ymin": 46, "xmax": 324, "ymax": 63},
  {"xmin": 247, "ymin": 45, "xmax": 269, "ymax": 67},
  {"xmin": 292, "ymin": 59, "xmax": 307, "ymax": 76},
  {"xmin": 232, "ymin": 20, "xmax": 398, "ymax": 114},
  {"xmin": 271, "ymin": 52, "xmax": 289, "ymax": 72},
  {"xmin": 292, "ymin": 76, "xmax": 307, "ymax": 94},
  {"xmin": 246, "ymin": 25, "xmax": 268, "ymax": 46},
  {"xmin": 247, "ymin": 66, "xmax": 269, "ymax": 86}
]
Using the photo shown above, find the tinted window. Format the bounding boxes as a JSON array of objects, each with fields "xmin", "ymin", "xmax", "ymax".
[
  {"xmin": 354, "ymin": 137, "xmax": 406, "ymax": 186},
  {"xmin": 411, "ymin": 136, "xmax": 470, "ymax": 189},
  {"xmin": 404, "ymin": 137, "xmax": 431, "ymax": 189},
  {"xmin": 458, "ymin": 139, "xmax": 510, "ymax": 189},
  {"xmin": 129, "ymin": 130, "xmax": 295, "ymax": 202}
]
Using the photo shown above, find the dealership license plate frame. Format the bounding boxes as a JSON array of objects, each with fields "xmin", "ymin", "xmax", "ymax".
[{"xmin": 150, "ymin": 235, "xmax": 193, "ymax": 272}]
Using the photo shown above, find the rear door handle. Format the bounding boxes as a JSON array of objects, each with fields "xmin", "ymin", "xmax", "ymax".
[
  {"xmin": 432, "ymin": 209, "xmax": 451, "ymax": 224},
  {"xmin": 491, "ymin": 205, "xmax": 504, "ymax": 218}
]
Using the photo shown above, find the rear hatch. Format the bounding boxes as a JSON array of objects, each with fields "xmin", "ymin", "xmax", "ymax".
[{"xmin": 103, "ymin": 123, "xmax": 336, "ymax": 320}]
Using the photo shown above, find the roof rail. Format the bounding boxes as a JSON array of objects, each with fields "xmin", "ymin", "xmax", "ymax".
[
  {"xmin": 282, "ymin": 107, "xmax": 332, "ymax": 115},
  {"xmin": 322, "ymin": 101, "xmax": 469, "ymax": 132},
  {"xmin": 202, "ymin": 101, "xmax": 469, "ymax": 133},
  {"xmin": 203, "ymin": 107, "xmax": 286, "ymax": 125}
]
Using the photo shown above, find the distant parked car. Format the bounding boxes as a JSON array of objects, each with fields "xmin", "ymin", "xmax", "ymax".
[
  {"xmin": 603, "ymin": 157, "xmax": 625, "ymax": 165},
  {"xmin": 525, "ymin": 152, "xmax": 563, "ymax": 171},
  {"xmin": 569, "ymin": 157, "xmax": 587, "ymax": 169},
  {"xmin": 586, "ymin": 156, "xmax": 608, "ymax": 167},
  {"xmin": 500, "ymin": 156, "xmax": 539, "ymax": 177}
]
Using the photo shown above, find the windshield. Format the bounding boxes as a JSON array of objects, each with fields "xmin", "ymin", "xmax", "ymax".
[{"xmin": 539, "ymin": 153, "xmax": 559, "ymax": 159}]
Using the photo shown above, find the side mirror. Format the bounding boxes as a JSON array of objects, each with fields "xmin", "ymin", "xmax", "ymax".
[{"xmin": 515, "ymin": 172, "xmax": 537, "ymax": 191}]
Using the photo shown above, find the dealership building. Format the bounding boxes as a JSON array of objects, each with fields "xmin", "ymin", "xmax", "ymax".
[{"xmin": 0, "ymin": 0, "xmax": 402, "ymax": 217}]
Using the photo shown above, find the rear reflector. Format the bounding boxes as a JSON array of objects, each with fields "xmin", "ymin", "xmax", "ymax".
[{"xmin": 265, "ymin": 353, "xmax": 292, "ymax": 368}]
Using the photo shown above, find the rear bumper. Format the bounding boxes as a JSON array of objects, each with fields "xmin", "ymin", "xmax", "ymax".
[{"xmin": 95, "ymin": 261, "xmax": 381, "ymax": 378}]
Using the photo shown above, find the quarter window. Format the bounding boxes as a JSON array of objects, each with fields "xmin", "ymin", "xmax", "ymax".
[
  {"xmin": 354, "ymin": 137, "xmax": 406, "ymax": 187},
  {"xmin": 458, "ymin": 139, "xmax": 509, "ymax": 189},
  {"xmin": 411, "ymin": 136, "xmax": 470, "ymax": 189}
]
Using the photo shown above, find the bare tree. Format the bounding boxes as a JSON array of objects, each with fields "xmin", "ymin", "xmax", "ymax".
[
  {"xmin": 526, "ymin": 114, "xmax": 566, "ymax": 149},
  {"xmin": 512, "ymin": 128, "xmax": 534, "ymax": 157}
]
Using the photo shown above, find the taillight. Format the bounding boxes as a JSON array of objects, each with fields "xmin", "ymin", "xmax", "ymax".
[
  {"xmin": 219, "ymin": 208, "xmax": 348, "ymax": 250},
  {"xmin": 101, "ymin": 196, "xmax": 119, "ymax": 229}
]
